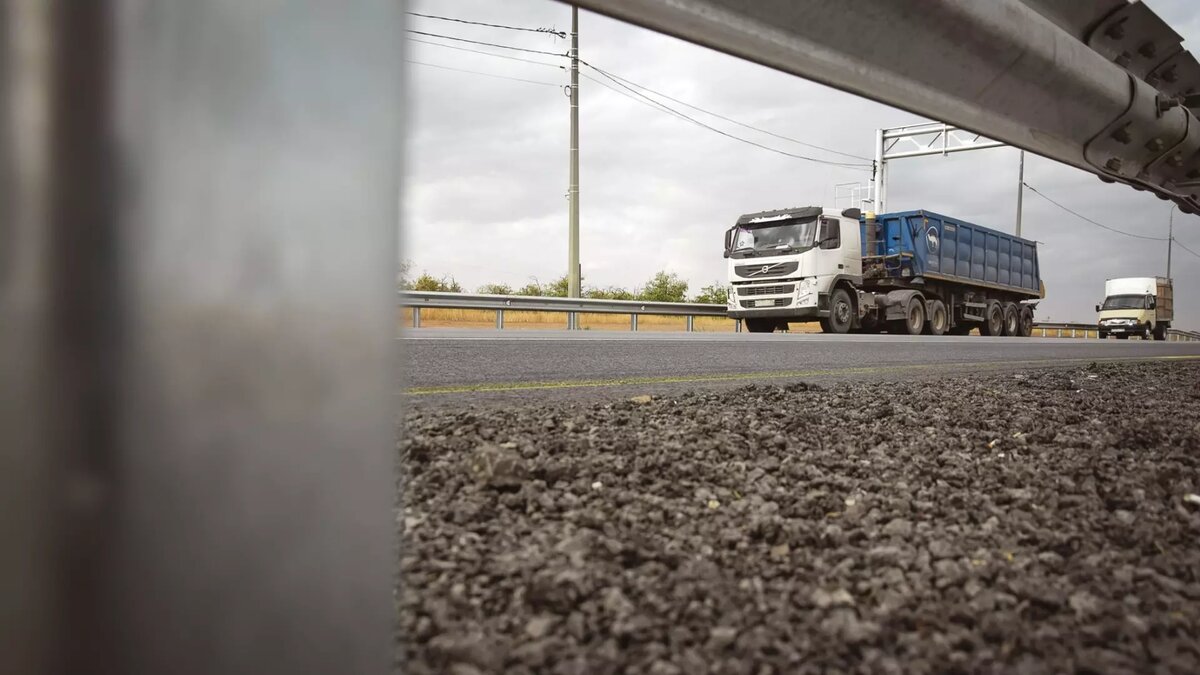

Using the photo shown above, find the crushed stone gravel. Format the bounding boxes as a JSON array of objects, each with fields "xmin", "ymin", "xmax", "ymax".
[{"xmin": 398, "ymin": 361, "xmax": 1200, "ymax": 674}]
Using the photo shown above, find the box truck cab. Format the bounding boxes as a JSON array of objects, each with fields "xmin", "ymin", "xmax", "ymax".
[{"xmin": 1097, "ymin": 277, "xmax": 1173, "ymax": 340}]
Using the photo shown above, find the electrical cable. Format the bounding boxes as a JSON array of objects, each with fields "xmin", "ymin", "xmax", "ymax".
[
  {"xmin": 406, "ymin": 11, "xmax": 567, "ymax": 38},
  {"xmin": 407, "ymin": 37, "xmax": 565, "ymax": 69},
  {"xmin": 406, "ymin": 29, "xmax": 568, "ymax": 58},
  {"xmin": 405, "ymin": 59, "xmax": 562, "ymax": 87},
  {"xmin": 583, "ymin": 61, "xmax": 872, "ymax": 162},
  {"xmin": 1022, "ymin": 182, "xmax": 1170, "ymax": 241},
  {"xmin": 581, "ymin": 63, "xmax": 872, "ymax": 169}
]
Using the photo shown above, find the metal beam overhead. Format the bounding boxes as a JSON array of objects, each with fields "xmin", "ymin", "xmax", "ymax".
[{"xmin": 565, "ymin": 0, "xmax": 1200, "ymax": 214}]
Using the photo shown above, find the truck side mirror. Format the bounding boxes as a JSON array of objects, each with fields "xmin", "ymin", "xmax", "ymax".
[
  {"xmin": 723, "ymin": 227, "xmax": 735, "ymax": 258},
  {"xmin": 1095, "ymin": 304, "xmax": 1101, "ymax": 313}
]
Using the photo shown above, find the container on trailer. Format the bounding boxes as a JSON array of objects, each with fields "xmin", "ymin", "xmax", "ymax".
[{"xmin": 861, "ymin": 210, "xmax": 1042, "ymax": 297}]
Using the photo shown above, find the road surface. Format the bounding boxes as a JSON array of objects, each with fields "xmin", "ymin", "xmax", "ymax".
[{"xmin": 400, "ymin": 329, "xmax": 1200, "ymax": 404}]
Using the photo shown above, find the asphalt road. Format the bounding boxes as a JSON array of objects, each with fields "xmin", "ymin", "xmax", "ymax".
[{"xmin": 400, "ymin": 329, "xmax": 1200, "ymax": 405}]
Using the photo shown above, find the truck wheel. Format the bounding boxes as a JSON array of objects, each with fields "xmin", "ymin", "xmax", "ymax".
[
  {"xmin": 1002, "ymin": 303, "xmax": 1019, "ymax": 336},
  {"xmin": 822, "ymin": 289, "xmax": 853, "ymax": 334},
  {"xmin": 745, "ymin": 318, "xmax": 775, "ymax": 333},
  {"xmin": 925, "ymin": 300, "xmax": 948, "ymax": 336},
  {"xmin": 1154, "ymin": 324, "xmax": 1168, "ymax": 341},
  {"xmin": 890, "ymin": 296, "xmax": 925, "ymax": 335},
  {"xmin": 1142, "ymin": 324, "xmax": 1153, "ymax": 340},
  {"xmin": 1018, "ymin": 306, "xmax": 1034, "ymax": 337},
  {"xmin": 1098, "ymin": 330, "xmax": 1108, "ymax": 340},
  {"xmin": 980, "ymin": 302, "xmax": 1004, "ymax": 336}
]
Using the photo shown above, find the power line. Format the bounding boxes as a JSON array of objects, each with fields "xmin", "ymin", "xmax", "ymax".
[
  {"xmin": 1175, "ymin": 237, "xmax": 1200, "ymax": 260},
  {"xmin": 406, "ymin": 29, "xmax": 568, "ymax": 58},
  {"xmin": 408, "ymin": 37, "xmax": 564, "ymax": 69},
  {"xmin": 580, "ymin": 62, "xmax": 871, "ymax": 170},
  {"xmin": 1022, "ymin": 182, "xmax": 1170, "ymax": 241},
  {"xmin": 405, "ymin": 59, "xmax": 562, "ymax": 87},
  {"xmin": 406, "ymin": 11, "xmax": 567, "ymax": 38},
  {"xmin": 584, "ymin": 62, "xmax": 872, "ymax": 162}
]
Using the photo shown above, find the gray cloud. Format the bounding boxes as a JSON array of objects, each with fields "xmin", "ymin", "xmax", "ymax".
[{"xmin": 405, "ymin": 0, "xmax": 1200, "ymax": 327}]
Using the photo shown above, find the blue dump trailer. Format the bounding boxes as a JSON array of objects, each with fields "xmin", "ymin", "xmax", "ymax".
[{"xmin": 723, "ymin": 207, "xmax": 1043, "ymax": 335}]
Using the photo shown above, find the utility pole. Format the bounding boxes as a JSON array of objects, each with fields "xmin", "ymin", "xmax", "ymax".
[
  {"xmin": 1015, "ymin": 150, "xmax": 1025, "ymax": 238},
  {"xmin": 1168, "ymin": 204, "xmax": 1176, "ymax": 279},
  {"xmin": 567, "ymin": 6, "xmax": 581, "ymax": 300}
]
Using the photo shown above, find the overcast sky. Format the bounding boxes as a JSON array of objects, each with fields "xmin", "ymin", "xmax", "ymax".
[{"xmin": 404, "ymin": 0, "xmax": 1200, "ymax": 327}]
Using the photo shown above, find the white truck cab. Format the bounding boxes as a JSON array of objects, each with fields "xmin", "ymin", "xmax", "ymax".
[
  {"xmin": 723, "ymin": 207, "xmax": 862, "ymax": 333},
  {"xmin": 1096, "ymin": 276, "xmax": 1173, "ymax": 340}
]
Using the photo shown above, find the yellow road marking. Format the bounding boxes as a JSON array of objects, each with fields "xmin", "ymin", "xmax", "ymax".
[{"xmin": 403, "ymin": 354, "xmax": 1200, "ymax": 396}]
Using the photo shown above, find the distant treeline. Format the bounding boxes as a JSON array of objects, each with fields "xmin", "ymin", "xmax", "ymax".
[{"xmin": 398, "ymin": 263, "xmax": 727, "ymax": 304}]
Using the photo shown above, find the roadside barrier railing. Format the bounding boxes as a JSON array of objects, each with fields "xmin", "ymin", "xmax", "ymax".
[{"xmin": 398, "ymin": 292, "xmax": 1199, "ymax": 340}]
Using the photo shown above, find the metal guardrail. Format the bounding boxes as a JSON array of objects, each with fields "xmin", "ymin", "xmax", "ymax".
[
  {"xmin": 1035, "ymin": 322, "xmax": 1200, "ymax": 342},
  {"xmin": 398, "ymin": 291, "xmax": 729, "ymax": 331},
  {"xmin": 399, "ymin": 292, "xmax": 1200, "ymax": 340}
]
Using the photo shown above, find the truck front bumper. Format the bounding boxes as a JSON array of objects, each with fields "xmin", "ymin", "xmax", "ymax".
[{"xmin": 727, "ymin": 306, "xmax": 823, "ymax": 320}]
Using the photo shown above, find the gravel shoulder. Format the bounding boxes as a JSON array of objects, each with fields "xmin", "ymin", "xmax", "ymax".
[{"xmin": 398, "ymin": 362, "xmax": 1200, "ymax": 674}]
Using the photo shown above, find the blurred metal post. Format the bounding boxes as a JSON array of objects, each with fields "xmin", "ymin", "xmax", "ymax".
[
  {"xmin": 1, "ymin": 2, "xmax": 402, "ymax": 674},
  {"xmin": 496, "ymin": 308, "xmax": 505, "ymax": 329}
]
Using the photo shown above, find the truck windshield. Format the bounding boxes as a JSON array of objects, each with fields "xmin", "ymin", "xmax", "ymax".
[
  {"xmin": 1102, "ymin": 294, "xmax": 1147, "ymax": 310},
  {"xmin": 731, "ymin": 218, "xmax": 817, "ymax": 258}
]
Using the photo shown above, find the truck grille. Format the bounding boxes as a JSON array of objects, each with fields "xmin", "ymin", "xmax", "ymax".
[
  {"xmin": 734, "ymin": 261, "xmax": 799, "ymax": 278},
  {"xmin": 739, "ymin": 298, "xmax": 790, "ymax": 309},
  {"xmin": 739, "ymin": 284, "xmax": 795, "ymax": 297}
]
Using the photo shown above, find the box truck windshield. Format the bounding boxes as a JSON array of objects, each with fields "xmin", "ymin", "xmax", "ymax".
[
  {"xmin": 731, "ymin": 218, "xmax": 818, "ymax": 258},
  {"xmin": 1102, "ymin": 295, "xmax": 1148, "ymax": 310}
]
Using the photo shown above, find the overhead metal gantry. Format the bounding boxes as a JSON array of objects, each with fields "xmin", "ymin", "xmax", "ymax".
[{"xmin": 568, "ymin": 0, "xmax": 1200, "ymax": 215}]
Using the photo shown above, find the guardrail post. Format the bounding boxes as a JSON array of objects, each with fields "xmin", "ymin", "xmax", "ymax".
[
  {"xmin": 686, "ymin": 315, "xmax": 695, "ymax": 332},
  {"xmin": 495, "ymin": 309, "xmax": 504, "ymax": 330},
  {"xmin": 567, "ymin": 312, "xmax": 576, "ymax": 330},
  {"xmin": 412, "ymin": 306, "xmax": 421, "ymax": 329},
  {"xmin": 1070, "ymin": 328, "xmax": 1076, "ymax": 338},
  {"xmin": 1056, "ymin": 328, "xmax": 1062, "ymax": 338},
  {"xmin": 631, "ymin": 314, "xmax": 638, "ymax": 331},
  {"xmin": 735, "ymin": 319, "xmax": 742, "ymax": 333}
]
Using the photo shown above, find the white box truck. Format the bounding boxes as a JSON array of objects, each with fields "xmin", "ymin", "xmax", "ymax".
[{"xmin": 1096, "ymin": 277, "xmax": 1173, "ymax": 340}]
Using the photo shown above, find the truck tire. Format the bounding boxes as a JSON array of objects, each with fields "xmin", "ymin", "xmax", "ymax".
[
  {"xmin": 980, "ymin": 302, "xmax": 1004, "ymax": 336},
  {"xmin": 1018, "ymin": 306, "xmax": 1034, "ymax": 337},
  {"xmin": 821, "ymin": 288, "xmax": 853, "ymax": 334},
  {"xmin": 745, "ymin": 318, "xmax": 775, "ymax": 333},
  {"xmin": 1154, "ymin": 324, "xmax": 1168, "ymax": 341},
  {"xmin": 1002, "ymin": 303, "xmax": 1019, "ymax": 336},
  {"xmin": 890, "ymin": 296, "xmax": 926, "ymax": 335},
  {"xmin": 925, "ymin": 300, "xmax": 948, "ymax": 336},
  {"xmin": 1142, "ymin": 324, "xmax": 1153, "ymax": 340},
  {"xmin": 1098, "ymin": 331, "xmax": 1108, "ymax": 340}
]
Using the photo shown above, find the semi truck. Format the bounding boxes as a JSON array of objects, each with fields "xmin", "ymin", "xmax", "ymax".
[
  {"xmin": 723, "ymin": 207, "xmax": 1044, "ymax": 335},
  {"xmin": 1096, "ymin": 277, "xmax": 1173, "ymax": 340}
]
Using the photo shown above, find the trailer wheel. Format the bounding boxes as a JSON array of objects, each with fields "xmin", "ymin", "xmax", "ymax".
[
  {"xmin": 980, "ymin": 302, "xmax": 1004, "ymax": 336},
  {"xmin": 1017, "ymin": 306, "xmax": 1034, "ymax": 337},
  {"xmin": 821, "ymin": 289, "xmax": 853, "ymax": 334},
  {"xmin": 1002, "ymin": 303, "xmax": 1019, "ymax": 336},
  {"xmin": 890, "ymin": 296, "xmax": 925, "ymax": 335},
  {"xmin": 745, "ymin": 318, "xmax": 775, "ymax": 333},
  {"xmin": 925, "ymin": 300, "xmax": 948, "ymax": 336},
  {"xmin": 1153, "ymin": 324, "xmax": 1167, "ymax": 341}
]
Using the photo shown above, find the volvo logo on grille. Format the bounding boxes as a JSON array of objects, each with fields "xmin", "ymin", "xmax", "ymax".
[{"xmin": 749, "ymin": 262, "xmax": 782, "ymax": 276}]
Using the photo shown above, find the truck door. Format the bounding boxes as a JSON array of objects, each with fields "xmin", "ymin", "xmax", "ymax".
[{"xmin": 816, "ymin": 217, "xmax": 848, "ymax": 279}]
